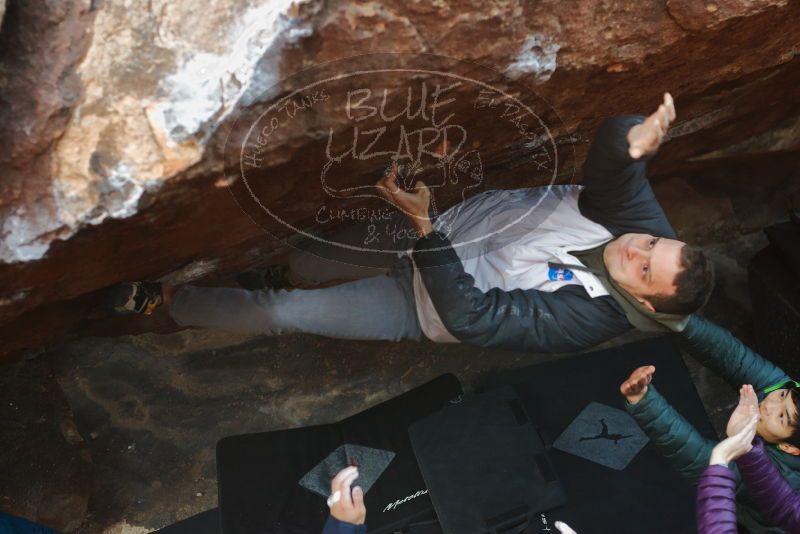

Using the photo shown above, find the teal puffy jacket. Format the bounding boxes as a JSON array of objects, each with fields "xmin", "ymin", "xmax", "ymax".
[{"xmin": 626, "ymin": 314, "xmax": 800, "ymax": 533}]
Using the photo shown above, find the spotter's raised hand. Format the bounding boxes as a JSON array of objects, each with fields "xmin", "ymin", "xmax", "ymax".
[{"xmin": 620, "ymin": 365, "xmax": 656, "ymax": 405}]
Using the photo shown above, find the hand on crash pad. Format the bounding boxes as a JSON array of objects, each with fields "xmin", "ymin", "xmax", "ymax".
[{"xmin": 328, "ymin": 466, "xmax": 366, "ymax": 525}]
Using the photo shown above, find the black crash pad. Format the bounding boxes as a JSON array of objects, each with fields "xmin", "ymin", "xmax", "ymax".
[
  {"xmin": 152, "ymin": 508, "xmax": 219, "ymax": 534},
  {"xmin": 482, "ymin": 336, "xmax": 717, "ymax": 534},
  {"xmin": 216, "ymin": 374, "xmax": 462, "ymax": 534},
  {"xmin": 409, "ymin": 387, "xmax": 565, "ymax": 534}
]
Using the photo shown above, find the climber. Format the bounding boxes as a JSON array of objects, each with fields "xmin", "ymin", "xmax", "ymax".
[{"xmin": 111, "ymin": 93, "xmax": 715, "ymax": 353}]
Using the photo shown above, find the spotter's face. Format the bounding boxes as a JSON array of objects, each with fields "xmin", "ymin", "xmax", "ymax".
[{"xmin": 757, "ymin": 388, "xmax": 799, "ymax": 444}]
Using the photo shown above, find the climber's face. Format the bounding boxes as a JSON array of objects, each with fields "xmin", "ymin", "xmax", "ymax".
[{"xmin": 603, "ymin": 233, "xmax": 685, "ymax": 312}]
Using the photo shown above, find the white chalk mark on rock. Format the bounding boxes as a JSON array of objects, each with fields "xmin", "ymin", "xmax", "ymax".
[
  {"xmin": 0, "ymin": 205, "xmax": 66, "ymax": 263},
  {"xmin": 505, "ymin": 35, "xmax": 560, "ymax": 83},
  {"xmin": 158, "ymin": 258, "xmax": 222, "ymax": 285},
  {"xmin": 0, "ymin": 163, "xmax": 162, "ymax": 263},
  {"xmin": 151, "ymin": 0, "xmax": 313, "ymax": 143}
]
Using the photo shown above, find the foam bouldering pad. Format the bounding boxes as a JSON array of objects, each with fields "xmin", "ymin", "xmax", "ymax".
[
  {"xmin": 481, "ymin": 336, "xmax": 716, "ymax": 534},
  {"xmin": 152, "ymin": 508, "xmax": 219, "ymax": 534},
  {"xmin": 409, "ymin": 387, "xmax": 565, "ymax": 534},
  {"xmin": 216, "ymin": 374, "xmax": 462, "ymax": 534}
]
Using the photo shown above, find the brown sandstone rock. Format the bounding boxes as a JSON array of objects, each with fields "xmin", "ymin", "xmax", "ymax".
[
  {"xmin": 0, "ymin": 357, "xmax": 92, "ymax": 531},
  {"xmin": 0, "ymin": 0, "xmax": 799, "ymax": 357},
  {"xmin": 667, "ymin": 0, "xmax": 789, "ymax": 32}
]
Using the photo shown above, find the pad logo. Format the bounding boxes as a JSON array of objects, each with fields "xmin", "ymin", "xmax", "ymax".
[
  {"xmin": 548, "ymin": 267, "xmax": 574, "ymax": 281},
  {"xmin": 579, "ymin": 418, "xmax": 632, "ymax": 445},
  {"xmin": 382, "ymin": 489, "xmax": 429, "ymax": 512},
  {"xmin": 553, "ymin": 402, "xmax": 648, "ymax": 471}
]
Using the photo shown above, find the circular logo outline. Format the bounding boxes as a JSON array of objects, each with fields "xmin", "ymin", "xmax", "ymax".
[{"xmin": 225, "ymin": 52, "xmax": 574, "ymax": 256}]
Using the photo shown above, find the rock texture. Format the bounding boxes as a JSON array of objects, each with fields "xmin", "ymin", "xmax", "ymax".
[
  {"xmin": 0, "ymin": 356, "xmax": 92, "ymax": 532},
  {"xmin": 1, "ymin": 0, "xmax": 800, "ymax": 357}
]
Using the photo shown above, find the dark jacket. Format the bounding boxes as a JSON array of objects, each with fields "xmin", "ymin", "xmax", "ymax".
[
  {"xmin": 321, "ymin": 516, "xmax": 366, "ymax": 534},
  {"xmin": 412, "ymin": 115, "xmax": 677, "ymax": 352},
  {"xmin": 626, "ymin": 314, "xmax": 800, "ymax": 533}
]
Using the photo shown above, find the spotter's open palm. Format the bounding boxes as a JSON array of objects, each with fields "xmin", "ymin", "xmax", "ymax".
[{"xmin": 620, "ymin": 365, "xmax": 656, "ymax": 404}]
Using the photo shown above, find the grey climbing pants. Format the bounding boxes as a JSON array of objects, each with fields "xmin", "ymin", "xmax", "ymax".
[{"xmin": 169, "ymin": 216, "xmax": 424, "ymax": 342}]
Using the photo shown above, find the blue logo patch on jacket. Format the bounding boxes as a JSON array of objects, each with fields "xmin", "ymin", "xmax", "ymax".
[{"xmin": 548, "ymin": 267, "xmax": 574, "ymax": 281}]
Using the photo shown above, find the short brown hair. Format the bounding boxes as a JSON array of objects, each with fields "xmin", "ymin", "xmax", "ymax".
[{"xmin": 647, "ymin": 245, "xmax": 715, "ymax": 315}]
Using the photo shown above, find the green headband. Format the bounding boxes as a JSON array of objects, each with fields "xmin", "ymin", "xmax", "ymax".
[{"xmin": 763, "ymin": 380, "xmax": 800, "ymax": 394}]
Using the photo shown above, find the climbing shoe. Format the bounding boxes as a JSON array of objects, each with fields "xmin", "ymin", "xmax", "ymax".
[
  {"xmin": 235, "ymin": 265, "xmax": 292, "ymax": 291},
  {"xmin": 110, "ymin": 281, "xmax": 164, "ymax": 315}
]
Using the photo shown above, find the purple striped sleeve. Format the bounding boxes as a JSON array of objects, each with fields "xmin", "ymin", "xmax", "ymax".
[
  {"xmin": 737, "ymin": 439, "xmax": 800, "ymax": 533},
  {"xmin": 696, "ymin": 464, "xmax": 738, "ymax": 534}
]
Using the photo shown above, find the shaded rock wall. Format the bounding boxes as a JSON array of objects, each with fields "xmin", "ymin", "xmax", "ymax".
[
  {"xmin": 1, "ymin": 0, "xmax": 799, "ymax": 357},
  {"xmin": 0, "ymin": 356, "xmax": 92, "ymax": 532}
]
